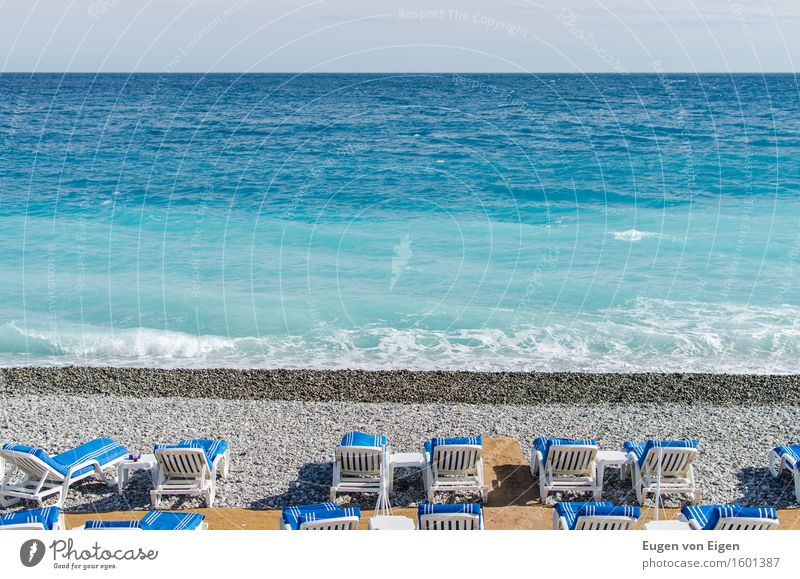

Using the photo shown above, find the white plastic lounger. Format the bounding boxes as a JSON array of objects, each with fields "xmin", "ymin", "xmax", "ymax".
[
  {"xmin": 81, "ymin": 511, "xmax": 207, "ymax": 531},
  {"xmin": 531, "ymin": 437, "xmax": 600, "ymax": 503},
  {"xmin": 417, "ymin": 504, "xmax": 483, "ymax": 530},
  {"xmin": 680, "ymin": 505, "xmax": 779, "ymax": 530},
  {"xmin": 0, "ymin": 438, "xmax": 128, "ymax": 507},
  {"xmin": 621, "ymin": 440, "xmax": 700, "ymax": 505},
  {"xmin": 552, "ymin": 502, "xmax": 640, "ymax": 530},
  {"xmin": 281, "ymin": 503, "xmax": 361, "ymax": 530},
  {"xmin": 423, "ymin": 436, "xmax": 487, "ymax": 502},
  {"xmin": 330, "ymin": 431, "xmax": 388, "ymax": 500},
  {"xmin": 0, "ymin": 507, "xmax": 64, "ymax": 530},
  {"xmin": 769, "ymin": 445, "xmax": 800, "ymax": 502},
  {"xmin": 151, "ymin": 439, "xmax": 229, "ymax": 508}
]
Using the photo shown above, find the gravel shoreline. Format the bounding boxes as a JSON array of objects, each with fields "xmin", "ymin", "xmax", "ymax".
[
  {"xmin": 1, "ymin": 394, "xmax": 799, "ymax": 511},
  {"xmin": 1, "ymin": 367, "xmax": 800, "ymax": 404}
]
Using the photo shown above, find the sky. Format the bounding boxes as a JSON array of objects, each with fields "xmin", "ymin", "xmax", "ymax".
[{"xmin": 0, "ymin": 0, "xmax": 798, "ymax": 73}]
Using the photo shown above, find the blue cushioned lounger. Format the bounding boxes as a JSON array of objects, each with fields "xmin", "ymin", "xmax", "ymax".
[
  {"xmin": 769, "ymin": 445, "xmax": 800, "ymax": 503},
  {"xmin": 0, "ymin": 507, "xmax": 63, "ymax": 530},
  {"xmin": 531, "ymin": 437, "xmax": 599, "ymax": 502},
  {"xmin": 422, "ymin": 436, "xmax": 487, "ymax": 502},
  {"xmin": 553, "ymin": 502, "xmax": 640, "ymax": 530},
  {"xmin": 330, "ymin": 431, "xmax": 388, "ymax": 500},
  {"xmin": 681, "ymin": 504, "xmax": 778, "ymax": 530},
  {"xmin": 281, "ymin": 502, "xmax": 360, "ymax": 530},
  {"xmin": 0, "ymin": 438, "xmax": 128, "ymax": 507},
  {"xmin": 417, "ymin": 503, "xmax": 482, "ymax": 530},
  {"xmin": 621, "ymin": 440, "xmax": 700, "ymax": 505},
  {"xmin": 151, "ymin": 439, "xmax": 229, "ymax": 508},
  {"xmin": 84, "ymin": 510, "xmax": 206, "ymax": 531}
]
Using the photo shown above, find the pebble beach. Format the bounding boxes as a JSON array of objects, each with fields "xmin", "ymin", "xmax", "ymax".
[{"xmin": 2, "ymin": 368, "xmax": 800, "ymax": 512}]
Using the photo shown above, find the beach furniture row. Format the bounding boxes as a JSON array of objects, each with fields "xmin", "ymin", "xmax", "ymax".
[{"xmin": 0, "ymin": 438, "xmax": 229, "ymax": 508}]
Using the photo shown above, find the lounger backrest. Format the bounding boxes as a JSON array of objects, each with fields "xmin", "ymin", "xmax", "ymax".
[
  {"xmin": 574, "ymin": 516, "xmax": 636, "ymax": 530},
  {"xmin": 155, "ymin": 448, "xmax": 210, "ymax": 480},
  {"xmin": 715, "ymin": 517, "xmax": 779, "ymax": 531},
  {"xmin": 0, "ymin": 449, "xmax": 63, "ymax": 481},
  {"xmin": 298, "ymin": 516, "xmax": 359, "ymax": 530},
  {"xmin": 546, "ymin": 445, "xmax": 597, "ymax": 476},
  {"xmin": 419, "ymin": 514, "xmax": 481, "ymax": 530},
  {"xmin": 642, "ymin": 447, "xmax": 697, "ymax": 478},
  {"xmin": 431, "ymin": 444, "xmax": 481, "ymax": 476},
  {"xmin": 336, "ymin": 446, "xmax": 384, "ymax": 477}
]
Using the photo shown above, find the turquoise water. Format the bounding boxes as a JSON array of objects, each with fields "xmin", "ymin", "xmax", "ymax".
[{"xmin": 1, "ymin": 73, "xmax": 799, "ymax": 371}]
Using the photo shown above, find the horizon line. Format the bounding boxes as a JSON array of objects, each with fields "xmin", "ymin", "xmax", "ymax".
[{"xmin": 1, "ymin": 70, "xmax": 799, "ymax": 75}]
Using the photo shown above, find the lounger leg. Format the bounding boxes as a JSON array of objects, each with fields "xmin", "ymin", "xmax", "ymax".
[
  {"xmin": 150, "ymin": 490, "xmax": 160, "ymax": 508},
  {"xmin": 205, "ymin": 487, "xmax": 215, "ymax": 508},
  {"xmin": 768, "ymin": 451, "xmax": 780, "ymax": 478},
  {"xmin": 220, "ymin": 452, "xmax": 230, "ymax": 479},
  {"xmin": 329, "ymin": 487, "xmax": 337, "ymax": 501},
  {"xmin": 539, "ymin": 477, "xmax": 548, "ymax": 504},
  {"xmin": 795, "ymin": 471, "xmax": 800, "ymax": 503}
]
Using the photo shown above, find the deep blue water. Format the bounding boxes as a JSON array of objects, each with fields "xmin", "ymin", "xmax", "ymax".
[{"xmin": 1, "ymin": 73, "xmax": 799, "ymax": 371}]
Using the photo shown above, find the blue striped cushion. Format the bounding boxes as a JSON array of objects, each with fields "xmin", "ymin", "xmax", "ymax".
[
  {"xmin": 153, "ymin": 439, "xmax": 228, "ymax": 467},
  {"xmin": 533, "ymin": 437, "xmax": 597, "ymax": 466},
  {"xmin": 681, "ymin": 504, "xmax": 777, "ymax": 530},
  {"xmin": 281, "ymin": 503, "xmax": 359, "ymax": 530},
  {"xmin": 774, "ymin": 445, "xmax": 800, "ymax": 468},
  {"xmin": 85, "ymin": 520, "xmax": 142, "ymax": 529},
  {"xmin": 417, "ymin": 503, "xmax": 482, "ymax": 528},
  {"xmin": 3, "ymin": 438, "xmax": 128, "ymax": 478},
  {"xmin": 0, "ymin": 507, "xmax": 61, "ymax": 530},
  {"xmin": 623, "ymin": 440, "xmax": 698, "ymax": 467},
  {"xmin": 555, "ymin": 502, "xmax": 639, "ymax": 530},
  {"xmin": 340, "ymin": 431, "xmax": 387, "ymax": 447},
  {"xmin": 140, "ymin": 511, "xmax": 205, "ymax": 530},
  {"xmin": 424, "ymin": 436, "xmax": 482, "ymax": 464}
]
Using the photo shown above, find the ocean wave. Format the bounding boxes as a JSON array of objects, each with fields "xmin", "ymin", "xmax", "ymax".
[
  {"xmin": 610, "ymin": 229, "xmax": 661, "ymax": 242},
  {"xmin": 2, "ymin": 299, "xmax": 800, "ymax": 373}
]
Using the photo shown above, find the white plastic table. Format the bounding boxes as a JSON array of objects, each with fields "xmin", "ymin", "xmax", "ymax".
[
  {"xmin": 368, "ymin": 515, "xmax": 416, "ymax": 530},
  {"xmin": 388, "ymin": 452, "xmax": 426, "ymax": 493},
  {"xmin": 642, "ymin": 520, "xmax": 693, "ymax": 531},
  {"xmin": 596, "ymin": 450, "xmax": 629, "ymax": 497},
  {"xmin": 116, "ymin": 454, "xmax": 157, "ymax": 494}
]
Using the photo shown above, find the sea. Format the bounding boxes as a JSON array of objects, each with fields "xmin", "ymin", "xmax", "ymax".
[{"xmin": 1, "ymin": 73, "xmax": 799, "ymax": 372}]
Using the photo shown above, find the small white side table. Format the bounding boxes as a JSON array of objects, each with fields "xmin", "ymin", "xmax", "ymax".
[
  {"xmin": 369, "ymin": 515, "xmax": 416, "ymax": 530},
  {"xmin": 642, "ymin": 520, "xmax": 692, "ymax": 531},
  {"xmin": 116, "ymin": 454, "xmax": 157, "ymax": 494},
  {"xmin": 388, "ymin": 452, "xmax": 426, "ymax": 493},
  {"xmin": 596, "ymin": 450, "xmax": 629, "ymax": 497}
]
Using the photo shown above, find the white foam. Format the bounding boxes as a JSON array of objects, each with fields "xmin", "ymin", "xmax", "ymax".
[{"xmin": 610, "ymin": 229, "xmax": 659, "ymax": 242}]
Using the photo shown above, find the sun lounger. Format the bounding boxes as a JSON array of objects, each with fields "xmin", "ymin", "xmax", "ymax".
[
  {"xmin": 423, "ymin": 436, "xmax": 487, "ymax": 502},
  {"xmin": 82, "ymin": 510, "xmax": 207, "ymax": 530},
  {"xmin": 0, "ymin": 507, "xmax": 64, "ymax": 530},
  {"xmin": 531, "ymin": 437, "xmax": 599, "ymax": 502},
  {"xmin": 621, "ymin": 440, "xmax": 700, "ymax": 504},
  {"xmin": 0, "ymin": 438, "xmax": 128, "ymax": 507},
  {"xmin": 330, "ymin": 431, "xmax": 388, "ymax": 500},
  {"xmin": 417, "ymin": 503, "xmax": 483, "ymax": 530},
  {"xmin": 680, "ymin": 504, "xmax": 778, "ymax": 530},
  {"xmin": 769, "ymin": 444, "xmax": 800, "ymax": 502},
  {"xmin": 151, "ymin": 439, "xmax": 229, "ymax": 507},
  {"xmin": 280, "ymin": 502, "xmax": 360, "ymax": 530},
  {"xmin": 553, "ymin": 501, "xmax": 640, "ymax": 530}
]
